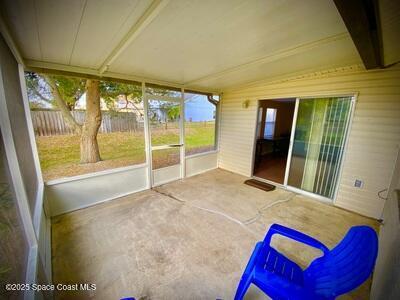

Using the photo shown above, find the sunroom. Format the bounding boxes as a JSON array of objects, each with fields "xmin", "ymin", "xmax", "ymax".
[{"xmin": 0, "ymin": 0, "xmax": 399, "ymax": 299}]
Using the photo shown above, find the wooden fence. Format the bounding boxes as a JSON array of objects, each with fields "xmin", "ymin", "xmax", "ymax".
[{"xmin": 31, "ymin": 110, "xmax": 142, "ymax": 136}]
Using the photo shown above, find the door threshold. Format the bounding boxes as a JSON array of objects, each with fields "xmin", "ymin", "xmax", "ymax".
[
  {"xmin": 252, "ymin": 176, "xmax": 285, "ymax": 189},
  {"xmin": 253, "ymin": 177, "xmax": 335, "ymax": 206}
]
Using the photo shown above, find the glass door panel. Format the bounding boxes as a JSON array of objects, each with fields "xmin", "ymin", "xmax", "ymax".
[{"xmin": 287, "ymin": 97, "xmax": 352, "ymax": 199}]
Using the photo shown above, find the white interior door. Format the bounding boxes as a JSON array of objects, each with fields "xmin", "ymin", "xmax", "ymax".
[{"xmin": 145, "ymin": 94, "xmax": 184, "ymax": 186}]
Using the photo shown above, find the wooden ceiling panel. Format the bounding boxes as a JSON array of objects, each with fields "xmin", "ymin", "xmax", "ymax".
[
  {"xmin": 70, "ymin": 0, "xmax": 153, "ymax": 69},
  {"xmin": 1, "ymin": 0, "xmax": 374, "ymax": 91},
  {"xmin": 34, "ymin": 0, "xmax": 87, "ymax": 64},
  {"xmin": 192, "ymin": 37, "xmax": 362, "ymax": 90},
  {"xmin": 109, "ymin": 0, "xmax": 350, "ymax": 83}
]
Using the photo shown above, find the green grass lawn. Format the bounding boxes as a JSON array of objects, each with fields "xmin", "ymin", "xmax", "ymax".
[{"xmin": 37, "ymin": 122, "xmax": 215, "ymax": 181}]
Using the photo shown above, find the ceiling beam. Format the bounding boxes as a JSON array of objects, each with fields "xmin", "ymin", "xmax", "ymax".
[
  {"xmin": 24, "ymin": 59, "xmax": 221, "ymax": 94},
  {"xmin": 333, "ymin": 0, "xmax": 383, "ymax": 69},
  {"xmin": 98, "ymin": 0, "xmax": 170, "ymax": 74},
  {"xmin": 26, "ymin": 59, "xmax": 181, "ymax": 86}
]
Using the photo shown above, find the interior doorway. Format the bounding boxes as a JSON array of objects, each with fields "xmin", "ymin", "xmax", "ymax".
[{"xmin": 253, "ymin": 98, "xmax": 296, "ymax": 184}]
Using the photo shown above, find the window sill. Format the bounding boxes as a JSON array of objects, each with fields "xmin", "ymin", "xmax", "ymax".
[{"xmin": 185, "ymin": 149, "xmax": 218, "ymax": 159}]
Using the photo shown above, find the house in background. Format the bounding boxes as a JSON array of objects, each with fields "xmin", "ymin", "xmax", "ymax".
[
  {"xmin": 75, "ymin": 93, "xmax": 144, "ymax": 115},
  {"xmin": 185, "ymin": 94, "xmax": 216, "ymax": 122},
  {"xmin": 0, "ymin": 0, "xmax": 399, "ymax": 299}
]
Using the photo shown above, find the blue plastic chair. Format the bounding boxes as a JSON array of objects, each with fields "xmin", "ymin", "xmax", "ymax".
[{"xmin": 234, "ymin": 224, "xmax": 378, "ymax": 300}]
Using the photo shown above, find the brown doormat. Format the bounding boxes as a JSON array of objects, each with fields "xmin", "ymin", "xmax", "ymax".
[{"xmin": 244, "ymin": 179, "xmax": 276, "ymax": 192}]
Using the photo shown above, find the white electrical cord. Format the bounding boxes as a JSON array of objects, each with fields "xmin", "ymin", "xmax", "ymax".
[
  {"xmin": 152, "ymin": 188, "xmax": 296, "ymax": 229},
  {"xmin": 152, "ymin": 188, "xmax": 251, "ymax": 233},
  {"xmin": 242, "ymin": 193, "xmax": 296, "ymax": 225}
]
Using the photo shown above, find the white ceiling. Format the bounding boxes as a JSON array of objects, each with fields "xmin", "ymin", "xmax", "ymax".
[{"xmin": 2, "ymin": 0, "xmax": 392, "ymax": 91}]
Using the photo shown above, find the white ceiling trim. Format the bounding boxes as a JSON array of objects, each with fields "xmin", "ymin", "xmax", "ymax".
[
  {"xmin": 185, "ymin": 32, "xmax": 352, "ymax": 86},
  {"xmin": 24, "ymin": 59, "xmax": 221, "ymax": 94},
  {"xmin": 0, "ymin": 13, "xmax": 24, "ymax": 65},
  {"xmin": 222, "ymin": 64, "xmax": 365, "ymax": 92},
  {"xmin": 98, "ymin": 0, "xmax": 170, "ymax": 74}
]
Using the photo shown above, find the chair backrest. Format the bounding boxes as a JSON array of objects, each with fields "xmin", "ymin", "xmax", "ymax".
[{"xmin": 304, "ymin": 226, "xmax": 378, "ymax": 298}]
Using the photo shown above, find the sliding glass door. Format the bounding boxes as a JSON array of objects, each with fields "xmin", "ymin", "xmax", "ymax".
[{"xmin": 287, "ymin": 96, "xmax": 353, "ymax": 199}]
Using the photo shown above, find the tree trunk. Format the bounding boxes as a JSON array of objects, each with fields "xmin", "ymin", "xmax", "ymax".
[{"xmin": 80, "ymin": 80, "xmax": 102, "ymax": 163}]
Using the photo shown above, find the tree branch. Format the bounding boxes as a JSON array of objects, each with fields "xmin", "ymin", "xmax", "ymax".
[
  {"xmin": 128, "ymin": 100, "xmax": 144, "ymax": 116},
  {"xmin": 43, "ymin": 74, "xmax": 82, "ymax": 135},
  {"xmin": 31, "ymin": 88, "xmax": 52, "ymax": 103}
]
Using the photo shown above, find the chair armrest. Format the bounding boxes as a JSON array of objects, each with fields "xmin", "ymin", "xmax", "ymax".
[{"xmin": 263, "ymin": 224, "xmax": 329, "ymax": 254}]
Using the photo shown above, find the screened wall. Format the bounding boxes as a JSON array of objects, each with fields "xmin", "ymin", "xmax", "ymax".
[
  {"xmin": 25, "ymin": 73, "xmax": 219, "ymax": 183},
  {"xmin": 184, "ymin": 92, "xmax": 217, "ymax": 156}
]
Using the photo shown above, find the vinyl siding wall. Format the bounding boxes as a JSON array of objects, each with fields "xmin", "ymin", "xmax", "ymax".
[{"xmin": 218, "ymin": 65, "xmax": 400, "ymax": 219}]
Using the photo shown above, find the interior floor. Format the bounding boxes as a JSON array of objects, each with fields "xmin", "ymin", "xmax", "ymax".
[
  {"xmin": 253, "ymin": 153, "xmax": 287, "ymax": 183},
  {"xmin": 52, "ymin": 169, "xmax": 378, "ymax": 300},
  {"xmin": 253, "ymin": 98, "xmax": 295, "ymax": 185}
]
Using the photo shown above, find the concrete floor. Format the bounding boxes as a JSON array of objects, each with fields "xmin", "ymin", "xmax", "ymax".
[{"xmin": 52, "ymin": 169, "xmax": 378, "ymax": 300}]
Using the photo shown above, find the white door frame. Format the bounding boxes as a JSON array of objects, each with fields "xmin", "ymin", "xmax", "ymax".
[
  {"xmin": 283, "ymin": 98, "xmax": 300, "ymax": 185},
  {"xmin": 251, "ymin": 98, "xmax": 297, "ymax": 188},
  {"xmin": 251, "ymin": 95, "xmax": 355, "ymax": 204},
  {"xmin": 143, "ymin": 87, "xmax": 185, "ymax": 187}
]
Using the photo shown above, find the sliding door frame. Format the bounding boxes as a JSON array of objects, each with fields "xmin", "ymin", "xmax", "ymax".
[
  {"xmin": 251, "ymin": 94, "xmax": 357, "ymax": 204},
  {"xmin": 283, "ymin": 98, "xmax": 300, "ymax": 186},
  {"xmin": 332, "ymin": 95, "xmax": 357, "ymax": 204}
]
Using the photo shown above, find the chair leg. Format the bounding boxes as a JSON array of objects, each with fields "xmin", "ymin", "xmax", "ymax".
[
  {"xmin": 234, "ymin": 273, "xmax": 253, "ymax": 300},
  {"xmin": 235, "ymin": 242, "xmax": 263, "ymax": 300}
]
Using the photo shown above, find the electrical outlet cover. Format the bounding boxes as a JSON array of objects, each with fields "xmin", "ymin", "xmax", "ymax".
[{"xmin": 354, "ymin": 179, "xmax": 363, "ymax": 188}]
